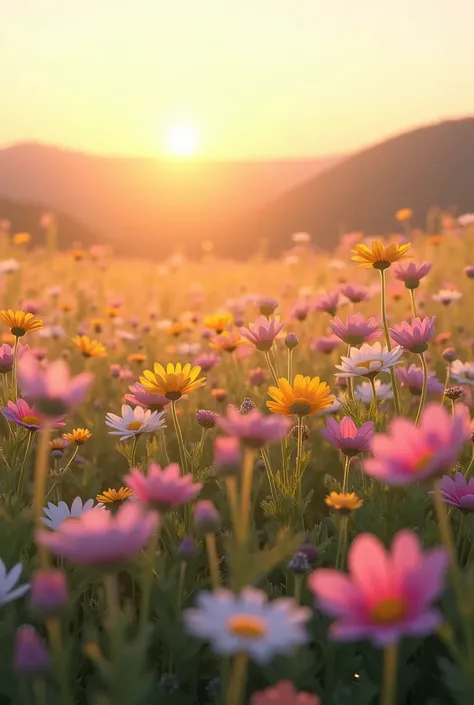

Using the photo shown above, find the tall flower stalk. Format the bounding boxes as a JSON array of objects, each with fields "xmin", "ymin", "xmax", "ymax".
[
  {"xmin": 414, "ymin": 353, "xmax": 428, "ymax": 425},
  {"xmin": 379, "ymin": 269, "xmax": 401, "ymax": 416}
]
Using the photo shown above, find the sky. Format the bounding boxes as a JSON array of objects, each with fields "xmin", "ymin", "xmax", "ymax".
[{"xmin": 3, "ymin": 0, "xmax": 474, "ymax": 159}]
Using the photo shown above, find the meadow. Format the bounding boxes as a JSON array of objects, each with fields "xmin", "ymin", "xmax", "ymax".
[{"xmin": 2, "ymin": 215, "xmax": 474, "ymax": 705}]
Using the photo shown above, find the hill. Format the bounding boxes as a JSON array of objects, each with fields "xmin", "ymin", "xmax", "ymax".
[
  {"xmin": 0, "ymin": 143, "xmax": 339, "ymax": 255},
  {"xmin": 224, "ymin": 117, "xmax": 474, "ymax": 256}
]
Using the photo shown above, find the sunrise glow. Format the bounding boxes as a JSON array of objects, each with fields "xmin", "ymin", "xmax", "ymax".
[{"xmin": 165, "ymin": 125, "xmax": 199, "ymax": 157}]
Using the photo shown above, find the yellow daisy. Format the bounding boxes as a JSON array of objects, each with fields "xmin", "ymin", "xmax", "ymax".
[
  {"xmin": 72, "ymin": 335, "xmax": 107, "ymax": 358},
  {"xmin": 351, "ymin": 240, "xmax": 411, "ymax": 269},
  {"xmin": 210, "ymin": 331, "xmax": 246, "ymax": 353},
  {"xmin": 140, "ymin": 362, "xmax": 206, "ymax": 401},
  {"xmin": 168, "ymin": 321, "xmax": 190, "ymax": 337},
  {"xmin": 63, "ymin": 428, "xmax": 92, "ymax": 445},
  {"xmin": 96, "ymin": 487, "xmax": 134, "ymax": 504},
  {"xmin": 325, "ymin": 491, "xmax": 363, "ymax": 514},
  {"xmin": 0, "ymin": 309, "xmax": 43, "ymax": 337},
  {"xmin": 12, "ymin": 232, "xmax": 31, "ymax": 246},
  {"xmin": 127, "ymin": 352, "xmax": 146, "ymax": 364},
  {"xmin": 204, "ymin": 312, "xmax": 233, "ymax": 334},
  {"xmin": 395, "ymin": 208, "xmax": 413, "ymax": 222},
  {"xmin": 106, "ymin": 306, "xmax": 120, "ymax": 319},
  {"xmin": 267, "ymin": 374, "xmax": 334, "ymax": 417}
]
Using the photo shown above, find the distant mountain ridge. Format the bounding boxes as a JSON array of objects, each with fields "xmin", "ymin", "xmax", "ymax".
[{"xmin": 0, "ymin": 143, "xmax": 340, "ymax": 255}]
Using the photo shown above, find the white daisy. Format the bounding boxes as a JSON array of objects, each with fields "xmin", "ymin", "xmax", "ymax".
[
  {"xmin": 183, "ymin": 587, "xmax": 310, "ymax": 663},
  {"xmin": 335, "ymin": 342, "xmax": 404, "ymax": 379},
  {"xmin": 354, "ymin": 380, "xmax": 394, "ymax": 404},
  {"xmin": 45, "ymin": 285, "xmax": 62, "ymax": 298},
  {"xmin": 0, "ymin": 259, "xmax": 20, "ymax": 274},
  {"xmin": 39, "ymin": 325, "xmax": 66, "ymax": 339},
  {"xmin": 0, "ymin": 559, "xmax": 29, "ymax": 607},
  {"xmin": 432, "ymin": 289, "xmax": 462, "ymax": 305},
  {"xmin": 316, "ymin": 397, "xmax": 343, "ymax": 417},
  {"xmin": 177, "ymin": 343, "xmax": 201, "ymax": 356},
  {"xmin": 105, "ymin": 404, "xmax": 166, "ymax": 441},
  {"xmin": 42, "ymin": 497, "xmax": 104, "ymax": 530},
  {"xmin": 450, "ymin": 360, "xmax": 474, "ymax": 387},
  {"xmin": 292, "ymin": 232, "xmax": 311, "ymax": 244},
  {"xmin": 458, "ymin": 213, "xmax": 474, "ymax": 227}
]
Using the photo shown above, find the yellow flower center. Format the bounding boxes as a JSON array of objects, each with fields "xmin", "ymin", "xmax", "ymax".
[
  {"xmin": 371, "ymin": 597, "xmax": 407, "ymax": 625},
  {"xmin": 226, "ymin": 615, "xmax": 267, "ymax": 639},
  {"xmin": 127, "ymin": 421, "xmax": 143, "ymax": 431},
  {"xmin": 22, "ymin": 415, "xmax": 41, "ymax": 425}
]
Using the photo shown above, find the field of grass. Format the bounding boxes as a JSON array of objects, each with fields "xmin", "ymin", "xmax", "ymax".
[{"xmin": 1, "ymin": 221, "xmax": 474, "ymax": 705}]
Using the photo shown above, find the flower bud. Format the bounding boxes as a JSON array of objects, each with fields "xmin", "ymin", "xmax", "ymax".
[
  {"xmin": 14, "ymin": 626, "xmax": 49, "ymax": 678},
  {"xmin": 194, "ymin": 500, "xmax": 221, "ymax": 534},
  {"xmin": 442, "ymin": 347, "xmax": 457, "ymax": 362},
  {"xmin": 285, "ymin": 332, "xmax": 299, "ymax": 350},
  {"xmin": 214, "ymin": 436, "xmax": 241, "ymax": 476},
  {"xmin": 30, "ymin": 569, "xmax": 68, "ymax": 617}
]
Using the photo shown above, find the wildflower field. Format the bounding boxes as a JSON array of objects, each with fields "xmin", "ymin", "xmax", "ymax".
[{"xmin": 3, "ymin": 217, "xmax": 474, "ymax": 705}]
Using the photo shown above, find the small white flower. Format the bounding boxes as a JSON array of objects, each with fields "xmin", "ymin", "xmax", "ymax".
[
  {"xmin": 354, "ymin": 380, "xmax": 394, "ymax": 404},
  {"xmin": 0, "ymin": 559, "xmax": 29, "ymax": 606},
  {"xmin": 335, "ymin": 342, "xmax": 404, "ymax": 379},
  {"xmin": 177, "ymin": 342, "xmax": 201, "ymax": 356},
  {"xmin": 0, "ymin": 258, "xmax": 20, "ymax": 274},
  {"xmin": 432, "ymin": 289, "xmax": 462, "ymax": 305},
  {"xmin": 451, "ymin": 360, "xmax": 474, "ymax": 387},
  {"xmin": 39, "ymin": 325, "xmax": 66, "ymax": 339},
  {"xmin": 45, "ymin": 285, "xmax": 62, "ymax": 297},
  {"xmin": 42, "ymin": 497, "xmax": 104, "ymax": 530},
  {"xmin": 105, "ymin": 404, "xmax": 166, "ymax": 441},
  {"xmin": 292, "ymin": 232, "xmax": 311, "ymax": 244},
  {"xmin": 183, "ymin": 586, "xmax": 310, "ymax": 662},
  {"xmin": 156, "ymin": 319, "xmax": 173, "ymax": 331},
  {"xmin": 458, "ymin": 213, "xmax": 474, "ymax": 227},
  {"xmin": 115, "ymin": 329, "xmax": 138, "ymax": 341}
]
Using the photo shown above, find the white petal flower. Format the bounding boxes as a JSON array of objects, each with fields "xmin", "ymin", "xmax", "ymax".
[
  {"xmin": 42, "ymin": 497, "xmax": 104, "ymax": 530},
  {"xmin": 451, "ymin": 360, "xmax": 474, "ymax": 387},
  {"xmin": 335, "ymin": 342, "xmax": 404, "ymax": 379},
  {"xmin": 0, "ymin": 559, "xmax": 29, "ymax": 606},
  {"xmin": 432, "ymin": 289, "xmax": 462, "ymax": 304},
  {"xmin": 354, "ymin": 380, "xmax": 394, "ymax": 404},
  {"xmin": 105, "ymin": 404, "xmax": 167, "ymax": 441},
  {"xmin": 39, "ymin": 325, "xmax": 66, "ymax": 339},
  {"xmin": 0, "ymin": 259, "xmax": 20, "ymax": 274},
  {"xmin": 183, "ymin": 586, "xmax": 310, "ymax": 662}
]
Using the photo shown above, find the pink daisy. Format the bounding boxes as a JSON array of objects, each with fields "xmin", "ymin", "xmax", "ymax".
[{"xmin": 125, "ymin": 463, "xmax": 202, "ymax": 511}]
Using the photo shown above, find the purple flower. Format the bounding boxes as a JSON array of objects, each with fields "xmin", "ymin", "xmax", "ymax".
[
  {"xmin": 389, "ymin": 317, "xmax": 436, "ymax": 353},
  {"xmin": 284, "ymin": 332, "xmax": 299, "ymax": 349},
  {"xmin": 321, "ymin": 417, "xmax": 374, "ymax": 456},
  {"xmin": 194, "ymin": 500, "xmax": 221, "ymax": 533},
  {"xmin": 124, "ymin": 382, "xmax": 170, "ymax": 411},
  {"xmin": 240, "ymin": 316, "xmax": 284, "ymax": 351},
  {"xmin": 464, "ymin": 266, "xmax": 474, "ymax": 279},
  {"xmin": 217, "ymin": 406, "xmax": 291, "ymax": 447},
  {"xmin": 196, "ymin": 409, "xmax": 219, "ymax": 428},
  {"xmin": 364, "ymin": 404, "xmax": 469, "ymax": 485},
  {"xmin": 396, "ymin": 364, "xmax": 444, "ymax": 395},
  {"xmin": 30, "ymin": 569, "xmax": 68, "ymax": 615},
  {"xmin": 18, "ymin": 354, "xmax": 92, "ymax": 417},
  {"xmin": 125, "ymin": 463, "xmax": 202, "ymax": 511},
  {"xmin": 392, "ymin": 261, "xmax": 432, "ymax": 288},
  {"xmin": 0, "ymin": 342, "xmax": 29, "ymax": 374},
  {"xmin": 291, "ymin": 301, "xmax": 310, "ymax": 322},
  {"xmin": 1, "ymin": 399, "xmax": 66, "ymax": 431},
  {"xmin": 14, "ymin": 626, "xmax": 50, "ymax": 677},
  {"xmin": 437, "ymin": 472, "xmax": 474, "ymax": 511},
  {"xmin": 310, "ymin": 336, "xmax": 341, "ymax": 354},
  {"xmin": 193, "ymin": 353, "xmax": 220, "ymax": 371},
  {"xmin": 257, "ymin": 297, "xmax": 279, "ymax": 316},
  {"xmin": 36, "ymin": 502, "xmax": 158, "ymax": 566},
  {"xmin": 330, "ymin": 314, "xmax": 382, "ymax": 345},
  {"xmin": 339, "ymin": 284, "xmax": 370, "ymax": 303},
  {"xmin": 313, "ymin": 291, "xmax": 339, "ymax": 316}
]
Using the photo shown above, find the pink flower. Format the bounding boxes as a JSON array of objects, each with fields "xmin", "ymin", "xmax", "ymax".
[
  {"xmin": 308, "ymin": 530, "xmax": 448, "ymax": 646},
  {"xmin": 313, "ymin": 291, "xmax": 339, "ymax": 315},
  {"xmin": 124, "ymin": 382, "xmax": 169, "ymax": 411},
  {"xmin": 18, "ymin": 355, "xmax": 92, "ymax": 417},
  {"xmin": 389, "ymin": 317, "xmax": 436, "ymax": 353},
  {"xmin": 437, "ymin": 472, "xmax": 474, "ymax": 511},
  {"xmin": 321, "ymin": 417, "xmax": 374, "ymax": 456},
  {"xmin": 240, "ymin": 317, "xmax": 284, "ymax": 351},
  {"xmin": 310, "ymin": 336, "xmax": 341, "ymax": 354},
  {"xmin": 364, "ymin": 404, "xmax": 469, "ymax": 485},
  {"xmin": 217, "ymin": 406, "xmax": 290, "ymax": 447},
  {"xmin": 339, "ymin": 284, "xmax": 370, "ymax": 303},
  {"xmin": 214, "ymin": 436, "xmax": 241, "ymax": 472},
  {"xmin": 193, "ymin": 353, "xmax": 220, "ymax": 371},
  {"xmin": 0, "ymin": 343, "xmax": 14, "ymax": 373},
  {"xmin": 291, "ymin": 301, "xmax": 310, "ymax": 322},
  {"xmin": 251, "ymin": 681, "xmax": 320, "ymax": 705},
  {"xmin": 36, "ymin": 502, "xmax": 158, "ymax": 566},
  {"xmin": 125, "ymin": 463, "xmax": 202, "ymax": 510},
  {"xmin": 330, "ymin": 314, "xmax": 381, "ymax": 345},
  {"xmin": 392, "ymin": 261, "xmax": 432, "ymax": 288},
  {"xmin": 1, "ymin": 399, "xmax": 66, "ymax": 431},
  {"xmin": 395, "ymin": 364, "xmax": 444, "ymax": 395}
]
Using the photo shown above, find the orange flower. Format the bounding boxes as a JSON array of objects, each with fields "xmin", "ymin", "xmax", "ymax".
[
  {"xmin": 12, "ymin": 232, "xmax": 31, "ymax": 246},
  {"xmin": 352, "ymin": 240, "xmax": 411, "ymax": 269},
  {"xmin": 0, "ymin": 310, "xmax": 42, "ymax": 337},
  {"xmin": 395, "ymin": 208, "xmax": 413, "ymax": 222}
]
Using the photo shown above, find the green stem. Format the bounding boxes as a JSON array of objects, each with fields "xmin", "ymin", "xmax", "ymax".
[
  {"xmin": 432, "ymin": 481, "xmax": 464, "ymax": 610},
  {"xmin": 380, "ymin": 642, "xmax": 398, "ymax": 705},
  {"xmin": 226, "ymin": 476, "xmax": 241, "ymax": 544},
  {"xmin": 140, "ymin": 527, "xmax": 159, "ymax": 631},
  {"xmin": 293, "ymin": 573, "xmax": 304, "ymax": 603},
  {"xmin": 33, "ymin": 680, "xmax": 46, "ymax": 705},
  {"xmin": 287, "ymin": 349, "xmax": 293, "ymax": 383},
  {"xmin": 409, "ymin": 288, "xmax": 418, "ymax": 318},
  {"xmin": 295, "ymin": 416, "xmax": 305, "ymax": 511},
  {"xmin": 205, "ymin": 533, "xmax": 221, "ymax": 589},
  {"xmin": 103, "ymin": 573, "xmax": 120, "ymax": 629},
  {"xmin": 260, "ymin": 448, "xmax": 278, "ymax": 503},
  {"xmin": 130, "ymin": 435, "xmax": 139, "ymax": 467},
  {"xmin": 414, "ymin": 353, "xmax": 428, "ymax": 426},
  {"xmin": 177, "ymin": 561, "xmax": 187, "ymax": 612},
  {"xmin": 227, "ymin": 652, "xmax": 248, "ymax": 705},
  {"xmin": 12, "ymin": 335, "xmax": 19, "ymax": 401},
  {"xmin": 171, "ymin": 401, "xmax": 188, "ymax": 472},
  {"xmin": 465, "ymin": 448, "xmax": 474, "ymax": 478},
  {"xmin": 264, "ymin": 351, "xmax": 279, "ymax": 385},
  {"xmin": 342, "ymin": 455, "xmax": 351, "ymax": 493},
  {"xmin": 46, "ymin": 619, "xmax": 73, "ymax": 705},
  {"xmin": 16, "ymin": 431, "xmax": 34, "ymax": 497},
  {"xmin": 335, "ymin": 515, "xmax": 348, "ymax": 570},
  {"xmin": 34, "ymin": 425, "xmax": 52, "ymax": 567},
  {"xmin": 379, "ymin": 269, "xmax": 401, "ymax": 416},
  {"xmin": 61, "ymin": 445, "xmax": 79, "ymax": 473},
  {"xmin": 442, "ymin": 364, "xmax": 451, "ymax": 406},
  {"xmin": 240, "ymin": 448, "xmax": 255, "ymax": 545},
  {"xmin": 160, "ymin": 428, "xmax": 171, "ymax": 465}
]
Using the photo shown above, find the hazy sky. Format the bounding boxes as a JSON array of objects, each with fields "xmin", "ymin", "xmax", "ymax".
[{"xmin": 3, "ymin": 0, "xmax": 473, "ymax": 158}]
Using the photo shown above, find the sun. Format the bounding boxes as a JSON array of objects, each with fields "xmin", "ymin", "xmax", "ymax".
[{"xmin": 165, "ymin": 124, "xmax": 199, "ymax": 157}]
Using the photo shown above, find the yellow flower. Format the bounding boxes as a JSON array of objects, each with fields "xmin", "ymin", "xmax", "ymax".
[
  {"xmin": 140, "ymin": 362, "xmax": 206, "ymax": 401},
  {"xmin": 168, "ymin": 321, "xmax": 190, "ymax": 337},
  {"xmin": 267, "ymin": 374, "xmax": 334, "ymax": 417},
  {"xmin": 96, "ymin": 487, "xmax": 134, "ymax": 504},
  {"xmin": 210, "ymin": 331, "xmax": 245, "ymax": 353},
  {"xmin": 395, "ymin": 208, "xmax": 413, "ymax": 222},
  {"xmin": 325, "ymin": 491, "xmax": 363, "ymax": 514},
  {"xmin": 49, "ymin": 438, "xmax": 70, "ymax": 452},
  {"xmin": 12, "ymin": 232, "xmax": 31, "ymax": 246},
  {"xmin": 212, "ymin": 388, "xmax": 227, "ymax": 402},
  {"xmin": 91, "ymin": 318, "xmax": 105, "ymax": 333},
  {"xmin": 127, "ymin": 352, "xmax": 146, "ymax": 364},
  {"xmin": 106, "ymin": 306, "xmax": 120, "ymax": 319},
  {"xmin": 204, "ymin": 312, "xmax": 233, "ymax": 334},
  {"xmin": 351, "ymin": 240, "xmax": 411, "ymax": 269},
  {"xmin": 0, "ymin": 309, "xmax": 43, "ymax": 337},
  {"xmin": 72, "ymin": 335, "xmax": 107, "ymax": 358},
  {"xmin": 63, "ymin": 428, "xmax": 92, "ymax": 445}
]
